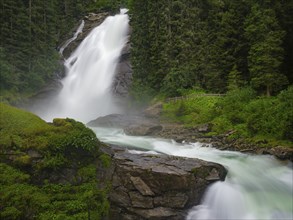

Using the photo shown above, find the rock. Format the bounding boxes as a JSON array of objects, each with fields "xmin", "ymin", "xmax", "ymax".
[
  {"xmin": 62, "ymin": 12, "xmax": 109, "ymax": 59},
  {"xmin": 268, "ymin": 146, "xmax": 293, "ymax": 161},
  {"xmin": 130, "ymin": 176, "xmax": 155, "ymax": 196},
  {"xmin": 87, "ymin": 114, "xmax": 162, "ymax": 136},
  {"xmin": 153, "ymin": 192, "xmax": 188, "ymax": 208},
  {"xmin": 112, "ymin": 39, "xmax": 132, "ymax": 97},
  {"xmin": 97, "ymin": 145, "xmax": 227, "ymax": 220},
  {"xmin": 127, "ymin": 207, "xmax": 181, "ymax": 220},
  {"xmin": 197, "ymin": 123, "xmax": 212, "ymax": 133},
  {"xmin": 143, "ymin": 102, "xmax": 163, "ymax": 118},
  {"xmin": 124, "ymin": 124, "xmax": 163, "ymax": 136},
  {"xmin": 87, "ymin": 114, "xmax": 130, "ymax": 128},
  {"xmin": 129, "ymin": 191, "xmax": 154, "ymax": 208}
]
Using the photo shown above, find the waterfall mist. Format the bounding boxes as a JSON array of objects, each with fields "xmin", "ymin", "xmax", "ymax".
[{"xmin": 34, "ymin": 10, "xmax": 129, "ymax": 123}]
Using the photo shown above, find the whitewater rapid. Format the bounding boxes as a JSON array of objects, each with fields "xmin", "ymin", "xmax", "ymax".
[{"xmin": 92, "ymin": 127, "xmax": 293, "ymax": 220}]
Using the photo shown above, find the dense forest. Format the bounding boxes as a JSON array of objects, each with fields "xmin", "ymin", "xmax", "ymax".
[
  {"xmin": 129, "ymin": 0, "xmax": 293, "ymax": 97},
  {"xmin": 127, "ymin": 0, "xmax": 293, "ymax": 145}
]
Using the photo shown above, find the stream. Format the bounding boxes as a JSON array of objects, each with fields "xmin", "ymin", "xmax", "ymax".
[{"xmin": 92, "ymin": 127, "xmax": 292, "ymax": 220}]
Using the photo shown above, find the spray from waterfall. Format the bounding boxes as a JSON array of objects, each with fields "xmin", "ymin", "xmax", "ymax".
[{"xmin": 34, "ymin": 9, "xmax": 129, "ymax": 123}]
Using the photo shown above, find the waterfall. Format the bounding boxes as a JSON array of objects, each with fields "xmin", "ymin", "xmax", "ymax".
[
  {"xmin": 36, "ymin": 10, "xmax": 129, "ymax": 123},
  {"xmin": 59, "ymin": 20, "xmax": 85, "ymax": 55}
]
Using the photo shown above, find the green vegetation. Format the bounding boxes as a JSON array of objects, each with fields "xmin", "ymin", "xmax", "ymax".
[
  {"xmin": 162, "ymin": 87, "xmax": 293, "ymax": 146},
  {"xmin": 0, "ymin": 103, "xmax": 110, "ymax": 219},
  {"xmin": 0, "ymin": 163, "xmax": 110, "ymax": 219},
  {"xmin": 129, "ymin": 0, "xmax": 293, "ymax": 98},
  {"xmin": 128, "ymin": 0, "xmax": 293, "ymax": 146}
]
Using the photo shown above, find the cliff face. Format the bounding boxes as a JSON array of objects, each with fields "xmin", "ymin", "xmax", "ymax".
[
  {"xmin": 98, "ymin": 145, "xmax": 227, "ymax": 220},
  {"xmin": 61, "ymin": 12, "xmax": 109, "ymax": 60}
]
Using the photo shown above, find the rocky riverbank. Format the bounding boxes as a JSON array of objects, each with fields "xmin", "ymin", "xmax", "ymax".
[
  {"xmin": 98, "ymin": 145, "xmax": 227, "ymax": 220},
  {"xmin": 88, "ymin": 109, "xmax": 293, "ymax": 162},
  {"xmin": 156, "ymin": 123, "xmax": 293, "ymax": 161}
]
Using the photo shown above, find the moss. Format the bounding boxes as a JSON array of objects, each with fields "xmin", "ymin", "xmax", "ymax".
[
  {"xmin": 191, "ymin": 167, "xmax": 209, "ymax": 178},
  {"xmin": 0, "ymin": 103, "xmax": 100, "ymax": 169},
  {"xmin": 0, "ymin": 104, "xmax": 111, "ymax": 219},
  {"xmin": 99, "ymin": 154, "xmax": 111, "ymax": 168},
  {"xmin": 15, "ymin": 154, "xmax": 32, "ymax": 166}
]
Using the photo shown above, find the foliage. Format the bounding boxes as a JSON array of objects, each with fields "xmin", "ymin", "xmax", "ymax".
[
  {"xmin": 99, "ymin": 154, "xmax": 111, "ymax": 168},
  {"xmin": 0, "ymin": 103, "xmax": 99, "ymax": 169},
  {"xmin": 244, "ymin": 4, "xmax": 287, "ymax": 96},
  {"xmin": 162, "ymin": 87, "xmax": 293, "ymax": 145},
  {"xmin": 0, "ymin": 104, "xmax": 111, "ymax": 219},
  {"xmin": 162, "ymin": 95, "xmax": 220, "ymax": 126},
  {"xmin": 129, "ymin": 0, "xmax": 293, "ymax": 98},
  {"xmin": 0, "ymin": 163, "xmax": 110, "ymax": 219}
]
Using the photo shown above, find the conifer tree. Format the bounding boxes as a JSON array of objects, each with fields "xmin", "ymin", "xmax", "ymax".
[{"xmin": 245, "ymin": 5, "xmax": 287, "ymax": 96}]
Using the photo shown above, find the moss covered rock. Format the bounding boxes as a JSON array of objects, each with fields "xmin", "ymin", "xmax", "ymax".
[{"xmin": 0, "ymin": 103, "xmax": 110, "ymax": 219}]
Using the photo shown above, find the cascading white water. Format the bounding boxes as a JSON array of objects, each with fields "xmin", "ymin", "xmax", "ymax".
[
  {"xmin": 59, "ymin": 20, "xmax": 85, "ymax": 55},
  {"xmin": 38, "ymin": 9, "xmax": 129, "ymax": 123},
  {"xmin": 92, "ymin": 127, "xmax": 293, "ymax": 220}
]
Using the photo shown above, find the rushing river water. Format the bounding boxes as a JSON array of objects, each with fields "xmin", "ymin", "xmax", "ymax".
[
  {"xmin": 34, "ymin": 9, "xmax": 293, "ymax": 220},
  {"xmin": 92, "ymin": 127, "xmax": 293, "ymax": 220}
]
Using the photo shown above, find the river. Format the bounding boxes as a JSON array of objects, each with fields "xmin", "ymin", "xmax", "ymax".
[{"xmin": 92, "ymin": 127, "xmax": 292, "ymax": 220}]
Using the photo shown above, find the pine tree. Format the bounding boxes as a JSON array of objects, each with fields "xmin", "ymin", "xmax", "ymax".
[
  {"xmin": 227, "ymin": 65, "xmax": 244, "ymax": 91},
  {"xmin": 245, "ymin": 5, "xmax": 287, "ymax": 96}
]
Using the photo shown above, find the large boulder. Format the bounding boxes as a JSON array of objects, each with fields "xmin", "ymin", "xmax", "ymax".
[
  {"xmin": 87, "ymin": 114, "xmax": 163, "ymax": 136},
  {"xmin": 124, "ymin": 124, "xmax": 163, "ymax": 136},
  {"xmin": 97, "ymin": 145, "xmax": 227, "ymax": 220},
  {"xmin": 143, "ymin": 102, "xmax": 163, "ymax": 118}
]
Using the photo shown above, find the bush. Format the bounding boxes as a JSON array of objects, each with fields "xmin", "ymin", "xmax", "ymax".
[
  {"xmin": 211, "ymin": 116, "xmax": 233, "ymax": 134},
  {"xmin": 161, "ymin": 87, "xmax": 293, "ymax": 145},
  {"xmin": 214, "ymin": 87, "xmax": 256, "ymax": 124}
]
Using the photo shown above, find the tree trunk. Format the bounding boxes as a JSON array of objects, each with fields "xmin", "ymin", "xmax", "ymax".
[{"xmin": 266, "ymin": 85, "xmax": 271, "ymax": 97}]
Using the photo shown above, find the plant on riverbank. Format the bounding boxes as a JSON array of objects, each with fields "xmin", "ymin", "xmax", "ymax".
[
  {"xmin": 162, "ymin": 87, "xmax": 293, "ymax": 146},
  {"xmin": 162, "ymin": 93, "xmax": 220, "ymax": 126},
  {"xmin": 0, "ymin": 163, "xmax": 110, "ymax": 219}
]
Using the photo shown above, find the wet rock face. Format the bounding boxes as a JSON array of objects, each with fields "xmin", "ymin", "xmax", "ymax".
[
  {"xmin": 87, "ymin": 114, "xmax": 163, "ymax": 136},
  {"xmin": 112, "ymin": 40, "xmax": 132, "ymax": 97},
  {"xmin": 62, "ymin": 12, "xmax": 132, "ymax": 98},
  {"xmin": 97, "ymin": 145, "xmax": 227, "ymax": 220},
  {"xmin": 61, "ymin": 12, "xmax": 109, "ymax": 59}
]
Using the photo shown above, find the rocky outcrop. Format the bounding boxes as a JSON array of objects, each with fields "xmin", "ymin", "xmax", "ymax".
[
  {"xmin": 87, "ymin": 114, "xmax": 163, "ymax": 136},
  {"xmin": 61, "ymin": 12, "xmax": 109, "ymax": 59},
  {"xmin": 124, "ymin": 124, "xmax": 163, "ymax": 136},
  {"xmin": 143, "ymin": 102, "xmax": 163, "ymax": 118},
  {"xmin": 112, "ymin": 39, "xmax": 132, "ymax": 97},
  {"xmin": 97, "ymin": 145, "xmax": 227, "ymax": 220}
]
